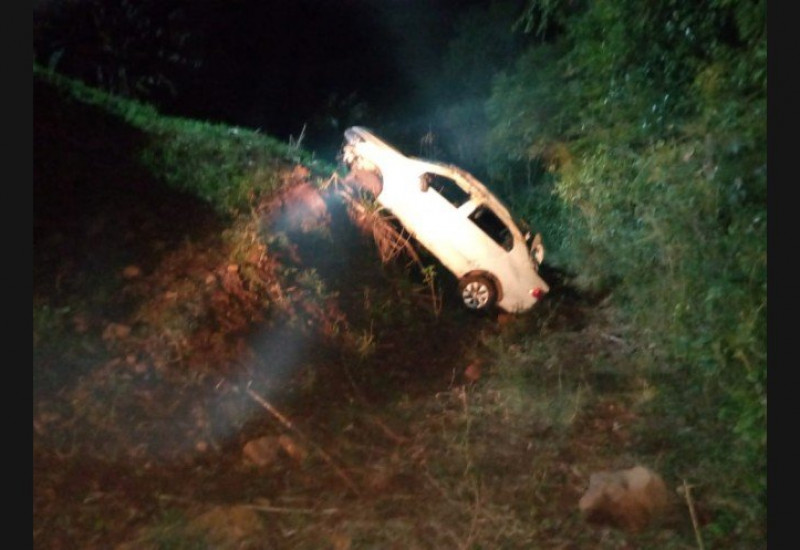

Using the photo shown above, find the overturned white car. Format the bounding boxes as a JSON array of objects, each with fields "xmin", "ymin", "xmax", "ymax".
[{"xmin": 339, "ymin": 126, "xmax": 549, "ymax": 314}]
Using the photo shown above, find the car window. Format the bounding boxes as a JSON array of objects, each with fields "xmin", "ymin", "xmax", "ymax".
[
  {"xmin": 468, "ymin": 205, "xmax": 514, "ymax": 251},
  {"xmin": 423, "ymin": 173, "xmax": 471, "ymax": 208}
]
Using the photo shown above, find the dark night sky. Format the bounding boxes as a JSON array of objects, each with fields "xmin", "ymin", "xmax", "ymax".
[{"xmin": 33, "ymin": 0, "xmax": 494, "ymax": 159}]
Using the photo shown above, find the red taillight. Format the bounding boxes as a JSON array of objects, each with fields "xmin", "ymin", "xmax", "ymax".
[{"xmin": 531, "ymin": 287, "xmax": 544, "ymax": 299}]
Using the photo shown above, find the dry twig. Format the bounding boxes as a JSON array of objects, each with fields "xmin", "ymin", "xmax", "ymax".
[
  {"xmin": 246, "ymin": 385, "xmax": 361, "ymax": 495},
  {"xmin": 681, "ymin": 479, "xmax": 705, "ymax": 550},
  {"xmin": 242, "ymin": 504, "xmax": 339, "ymax": 515}
]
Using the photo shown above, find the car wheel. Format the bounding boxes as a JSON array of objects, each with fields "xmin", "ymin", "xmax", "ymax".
[{"xmin": 459, "ymin": 275, "xmax": 496, "ymax": 311}]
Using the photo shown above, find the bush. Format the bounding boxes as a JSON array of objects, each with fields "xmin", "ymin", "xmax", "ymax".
[{"xmin": 486, "ymin": 0, "xmax": 766, "ymax": 543}]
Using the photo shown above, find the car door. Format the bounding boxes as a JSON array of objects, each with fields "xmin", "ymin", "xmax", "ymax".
[{"xmin": 417, "ymin": 171, "xmax": 513, "ymax": 277}]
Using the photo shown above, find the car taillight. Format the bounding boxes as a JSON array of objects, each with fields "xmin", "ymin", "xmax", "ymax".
[{"xmin": 531, "ymin": 287, "xmax": 545, "ymax": 299}]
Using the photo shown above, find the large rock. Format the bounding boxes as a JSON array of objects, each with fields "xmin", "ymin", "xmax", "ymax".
[{"xmin": 578, "ymin": 465, "xmax": 671, "ymax": 532}]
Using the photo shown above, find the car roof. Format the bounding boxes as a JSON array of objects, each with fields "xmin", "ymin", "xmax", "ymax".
[
  {"xmin": 345, "ymin": 126, "xmax": 518, "ymax": 226},
  {"xmin": 344, "ymin": 126, "xmax": 405, "ymax": 157}
]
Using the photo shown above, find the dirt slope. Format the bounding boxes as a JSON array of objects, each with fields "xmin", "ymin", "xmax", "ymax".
[
  {"xmin": 33, "ymin": 78, "xmax": 697, "ymax": 549},
  {"xmin": 32, "ymin": 76, "xmax": 501, "ymax": 546}
]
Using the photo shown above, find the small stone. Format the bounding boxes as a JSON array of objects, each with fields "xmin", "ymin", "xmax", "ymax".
[
  {"xmin": 72, "ymin": 314, "xmax": 89, "ymax": 333},
  {"xmin": 464, "ymin": 361, "xmax": 482, "ymax": 382},
  {"xmin": 102, "ymin": 323, "xmax": 131, "ymax": 341},
  {"xmin": 122, "ymin": 265, "xmax": 142, "ymax": 279},
  {"xmin": 578, "ymin": 465, "xmax": 671, "ymax": 532},
  {"xmin": 242, "ymin": 436, "xmax": 281, "ymax": 468}
]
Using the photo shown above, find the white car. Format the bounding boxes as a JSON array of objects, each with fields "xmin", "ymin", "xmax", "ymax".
[{"xmin": 340, "ymin": 126, "xmax": 549, "ymax": 314}]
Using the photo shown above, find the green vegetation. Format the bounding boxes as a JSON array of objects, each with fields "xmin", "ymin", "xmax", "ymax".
[
  {"xmin": 33, "ymin": 1, "xmax": 766, "ymax": 544},
  {"xmin": 34, "ymin": 63, "xmax": 332, "ymax": 217},
  {"xmin": 478, "ymin": 0, "xmax": 766, "ymax": 545}
]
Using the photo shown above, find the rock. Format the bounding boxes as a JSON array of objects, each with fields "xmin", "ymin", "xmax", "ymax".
[
  {"xmin": 578, "ymin": 465, "xmax": 671, "ymax": 532},
  {"xmin": 242, "ymin": 435, "xmax": 309, "ymax": 468},
  {"xmin": 463, "ymin": 361, "xmax": 482, "ymax": 382},
  {"xmin": 72, "ymin": 313, "xmax": 90, "ymax": 333},
  {"xmin": 329, "ymin": 531, "xmax": 352, "ymax": 550},
  {"xmin": 186, "ymin": 505, "xmax": 263, "ymax": 547},
  {"xmin": 116, "ymin": 505, "xmax": 263, "ymax": 550},
  {"xmin": 242, "ymin": 436, "xmax": 281, "ymax": 468},
  {"xmin": 102, "ymin": 323, "xmax": 131, "ymax": 341},
  {"xmin": 121, "ymin": 265, "xmax": 142, "ymax": 279}
]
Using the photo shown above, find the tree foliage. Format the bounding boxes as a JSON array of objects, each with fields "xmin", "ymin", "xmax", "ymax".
[
  {"xmin": 486, "ymin": 0, "xmax": 766, "ymax": 544},
  {"xmin": 33, "ymin": 0, "xmax": 202, "ymax": 105}
]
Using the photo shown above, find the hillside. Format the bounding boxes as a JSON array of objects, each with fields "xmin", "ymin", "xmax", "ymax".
[{"xmin": 34, "ymin": 71, "xmax": 726, "ymax": 549}]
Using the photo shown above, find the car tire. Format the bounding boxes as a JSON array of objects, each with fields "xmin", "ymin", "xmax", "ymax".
[{"xmin": 458, "ymin": 275, "xmax": 496, "ymax": 311}]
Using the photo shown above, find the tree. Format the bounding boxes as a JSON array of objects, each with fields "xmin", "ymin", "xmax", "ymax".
[
  {"xmin": 487, "ymin": 1, "xmax": 766, "ymax": 544},
  {"xmin": 34, "ymin": 0, "xmax": 202, "ymax": 106}
]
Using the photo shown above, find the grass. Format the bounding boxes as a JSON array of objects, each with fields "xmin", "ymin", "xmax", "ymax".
[
  {"xmin": 34, "ymin": 62, "xmax": 337, "ymax": 217},
  {"xmin": 34, "ymin": 61, "xmax": 764, "ymax": 548}
]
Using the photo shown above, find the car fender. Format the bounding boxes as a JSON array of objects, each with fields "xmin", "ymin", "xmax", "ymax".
[{"xmin": 460, "ymin": 269, "xmax": 503, "ymax": 303}]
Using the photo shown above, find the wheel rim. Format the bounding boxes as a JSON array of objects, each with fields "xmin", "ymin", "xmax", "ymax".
[{"xmin": 462, "ymin": 281, "xmax": 490, "ymax": 309}]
